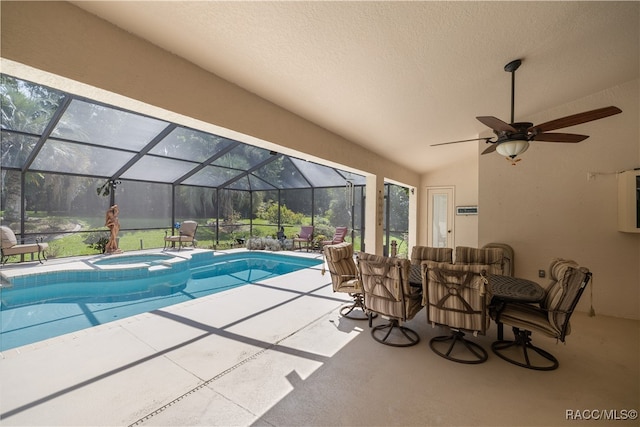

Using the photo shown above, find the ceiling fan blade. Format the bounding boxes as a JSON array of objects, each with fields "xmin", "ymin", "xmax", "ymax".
[
  {"xmin": 431, "ymin": 137, "xmax": 492, "ymax": 147},
  {"xmin": 476, "ymin": 116, "xmax": 517, "ymax": 133},
  {"xmin": 481, "ymin": 144, "xmax": 498, "ymax": 155},
  {"xmin": 533, "ymin": 133, "xmax": 589, "ymax": 143},
  {"xmin": 531, "ymin": 106, "xmax": 622, "ymax": 133}
]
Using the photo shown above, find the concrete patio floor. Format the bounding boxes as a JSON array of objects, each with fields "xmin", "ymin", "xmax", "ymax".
[{"xmin": 0, "ymin": 249, "xmax": 638, "ymax": 426}]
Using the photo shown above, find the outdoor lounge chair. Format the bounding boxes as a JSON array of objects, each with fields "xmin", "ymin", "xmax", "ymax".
[
  {"xmin": 293, "ymin": 225, "xmax": 314, "ymax": 251},
  {"xmin": 164, "ymin": 220, "xmax": 198, "ymax": 250},
  {"xmin": 321, "ymin": 226, "xmax": 348, "ymax": 247},
  {"xmin": 0, "ymin": 225, "xmax": 48, "ymax": 264}
]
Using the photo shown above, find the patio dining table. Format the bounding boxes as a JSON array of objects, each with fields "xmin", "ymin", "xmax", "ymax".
[{"xmin": 488, "ymin": 274, "xmax": 546, "ymax": 340}]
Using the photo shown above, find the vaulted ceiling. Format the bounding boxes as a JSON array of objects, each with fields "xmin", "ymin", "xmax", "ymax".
[{"xmin": 72, "ymin": 1, "xmax": 639, "ymax": 173}]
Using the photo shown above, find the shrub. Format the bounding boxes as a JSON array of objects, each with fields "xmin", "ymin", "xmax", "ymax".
[
  {"xmin": 245, "ymin": 237, "xmax": 292, "ymax": 251},
  {"xmin": 87, "ymin": 236, "xmax": 109, "ymax": 254},
  {"xmin": 256, "ymin": 201, "xmax": 305, "ymax": 225}
]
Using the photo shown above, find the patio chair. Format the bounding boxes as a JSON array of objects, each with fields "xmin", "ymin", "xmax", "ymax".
[
  {"xmin": 490, "ymin": 259, "xmax": 591, "ymax": 370},
  {"xmin": 322, "ymin": 226, "xmax": 348, "ymax": 247},
  {"xmin": 164, "ymin": 220, "xmax": 198, "ymax": 250},
  {"xmin": 482, "ymin": 242, "xmax": 514, "ymax": 276},
  {"xmin": 455, "ymin": 246, "xmax": 507, "ymax": 276},
  {"xmin": 293, "ymin": 225, "xmax": 314, "ymax": 251},
  {"xmin": 423, "ymin": 261, "xmax": 491, "ymax": 363},
  {"xmin": 456, "ymin": 245, "xmax": 512, "ymax": 339},
  {"xmin": 0, "ymin": 225, "xmax": 48, "ymax": 264},
  {"xmin": 322, "ymin": 242, "xmax": 368, "ymax": 320},
  {"xmin": 357, "ymin": 252, "xmax": 423, "ymax": 346}
]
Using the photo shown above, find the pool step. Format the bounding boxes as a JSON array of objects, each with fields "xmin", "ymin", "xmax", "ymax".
[{"xmin": 149, "ymin": 264, "xmax": 172, "ymax": 272}]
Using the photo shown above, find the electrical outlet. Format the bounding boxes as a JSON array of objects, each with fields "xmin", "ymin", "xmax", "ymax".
[{"xmin": 538, "ymin": 269, "xmax": 546, "ymax": 278}]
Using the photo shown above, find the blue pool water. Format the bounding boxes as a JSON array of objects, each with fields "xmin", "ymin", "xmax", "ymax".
[
  {"xmin": 91, "ymin": 253, "xmax": 175, "ymax": 265},
  {"xmin": 0, "ymin": 251, "xmax": 322, "ymax": 351}
]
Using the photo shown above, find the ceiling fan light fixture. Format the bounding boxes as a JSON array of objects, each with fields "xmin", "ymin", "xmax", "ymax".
[
  {"xmin": 432, "ymin": 58, "xmax": 621, "ymax": 165},
  {"xmin": 496, "ymin": 139, "xmax": 529, "ymax": 160}
]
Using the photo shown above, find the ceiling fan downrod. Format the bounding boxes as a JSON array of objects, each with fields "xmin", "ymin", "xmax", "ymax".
[{"xmin": 504, "ymin": 59, "xmax": 522, "ymax": 124}]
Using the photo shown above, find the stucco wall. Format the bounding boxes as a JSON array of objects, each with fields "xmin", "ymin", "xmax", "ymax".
[
  {"xmin": 419, "ymin": 83, "xmax": 640, "ymax": 320},
  {"xmin": 479, "ymin": 80, "xmax": 640, "ymax": 319}
]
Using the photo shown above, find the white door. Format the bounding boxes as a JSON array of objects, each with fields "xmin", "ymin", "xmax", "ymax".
[{"xmin": 426, "ymin": 187, "xmax": 454, "ymax": 248}]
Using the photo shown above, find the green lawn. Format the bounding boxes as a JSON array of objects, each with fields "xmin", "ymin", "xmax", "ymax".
[{"xmin": 3, "ymin": 215, "xmax": 398, "ymax": 261}]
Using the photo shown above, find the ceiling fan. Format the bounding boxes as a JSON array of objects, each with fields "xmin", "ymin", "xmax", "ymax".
[{"xmin": 432, "ymin": 59, "xmax": 622, "ymax": 165}]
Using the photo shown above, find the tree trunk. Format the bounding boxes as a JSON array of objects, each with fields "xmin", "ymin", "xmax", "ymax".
[{"xmin": 3, "ymin": 171, "xmax": 22, "ymax": 222}]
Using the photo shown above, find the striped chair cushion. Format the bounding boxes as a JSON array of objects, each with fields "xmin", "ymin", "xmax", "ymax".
[
  {"xmin": 357, "ymin": 252, "xmax": 422, "ymax": 321},
  {"xmin": 323, "ymin": 242, "xmax": 360, "ymax": 293},
  {"xmin": 358, "ymin": 252, "xmax": 403, "ymax": 301},
  {"xmin": 410, "ymin": 246, "xmax": 453, "ymax": 265},
  {"xmin": 455, "ymin": 246, "xmax": 505, "ymax": 275},
  {"xmin": 543, "ymin": 259, "xmax": 589, "ymax": 333},
  {"xmin": 541, "ymin": 259, "xmax": 578, "ymax": 310},
  {"xmin": 423, "ymin": 261, "xmax": 491, "ymax": 334},
  {"xmin": 482, "ymin": 243, "xmax": 514, "ymax": 276},
  {"xmin": 495, "ymin": 302, "xmax": 566, "ymax": 338}
]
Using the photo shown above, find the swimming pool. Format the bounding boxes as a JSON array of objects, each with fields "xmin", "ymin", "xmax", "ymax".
[
  {"xmin": 91, "ymin": 253, "xmax": 175, "ymax": 265},
  {"xmin": 0, "ymin": 251, "xmax": 322, "ymax": 351}
]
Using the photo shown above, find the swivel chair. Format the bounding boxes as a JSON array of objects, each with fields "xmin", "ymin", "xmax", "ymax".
[
  {"xmin": 323, "ymin": 242, "xmax": 367, "ymax": 320},
  {"xmin": 357, "ymin": 252, "xmax": 423, "ymax": 347},
  {"xmin": 423, "ymin": 261, "xmax": 491, "ymax": 363},
  {"xmin": 490, "ymin": 259, "xmax": 591, "ymax": 370}
]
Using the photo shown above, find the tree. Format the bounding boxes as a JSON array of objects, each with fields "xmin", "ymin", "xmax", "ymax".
[{"xmin": 1, "ymin": 76, "xmax": 66, "ymax": 221}]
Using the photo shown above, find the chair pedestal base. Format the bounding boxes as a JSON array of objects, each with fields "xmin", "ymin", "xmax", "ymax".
[
  {"xmin": 491, "ymin": 327, "xmax": 559, "ymax": 371},
  {"xmin": 429, "ymin": 330, "xmax": 488, "ymax": 364},
  {"xmin": 340, "ymin": 293, "xmax": 369, "ymax": 320},
  {"xmin": 369, "ymin": 317, "xmax": 420, "ymax": 347}
]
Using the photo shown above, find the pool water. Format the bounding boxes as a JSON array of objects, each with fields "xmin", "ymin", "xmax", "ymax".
[
  {"xmin": 0, "ymin": 251, "xmax": 322, "ymax": 351},
  {"xmin": 91, "ymin": 253, "xmax": 175, "ymax": 265}
]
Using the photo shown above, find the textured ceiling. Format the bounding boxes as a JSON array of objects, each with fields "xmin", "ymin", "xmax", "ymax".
[{"xmin": 72, "ymin": 1, "xmax": 639, "ymax": 173}]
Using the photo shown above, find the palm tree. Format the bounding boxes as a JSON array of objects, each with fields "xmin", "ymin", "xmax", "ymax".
[
  {"xmin": 1, "ymin": 76, "xmax": 92, "ymax": 223},
  {"xmin": 1, "ymin": 76, "xmax": 65, "ymax": 221}
]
